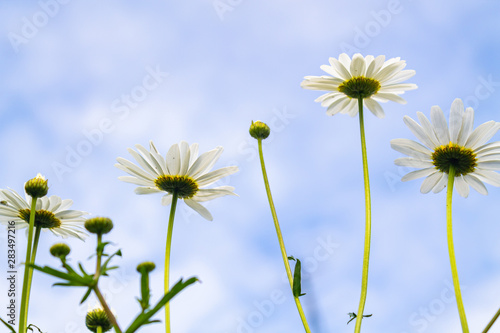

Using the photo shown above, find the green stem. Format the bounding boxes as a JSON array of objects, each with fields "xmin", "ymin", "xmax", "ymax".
[
  {"xmin": 95, "ymin": 233, "xmax": 103, "ymax": 280},
  {"xmin": 19, "ymin": 198, "xmax": 37, "ymax": 333},
  {"xmin": 23, "ymin": 227, "xmax": 41, "ymax": 328},
  {"xmin": 93, "ymin": 286, "xmax": 122, "ymax": 333},
  {"xmin": 447, "ymin": 166, "xmax": 469, "ymax": 333},
  {"xmin": 164, "ymin": 192, "xmax": 179, "ymax": 333},
  {"xmin": 97, "ymin": 326, "xmax": 103, "ymax": 333},
  {"xmin": 482, "ymin": 306, "xmax": 500, "ymax": 333},
  {"xmin": 257, "ymin": 138, "xmax": 311, "ymax": 333},
  {"xmin": 354, "ymin": 98, "xmax": 372, "ymax": 333}
]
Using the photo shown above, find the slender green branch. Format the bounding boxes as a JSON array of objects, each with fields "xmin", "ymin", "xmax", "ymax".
[
  {"xmin": 354, "ymin": 98, "xmax": 372, "ymax": 333},
  {"xmin": 93, "ymin": 286, "xmax": 122, "ymax": 333},
  {"xmin": 447, "ymin": 166, "xmax": 469, "ymax": 333},
  {"xmin": 257, "ymin": 138, "xmax": 311, "ymax": 333},
  {"xmin": 482, "ymin": 306, "xmax": 500, "ymax": 332},
  {"xmin": 19, "ymin": 198, "xmax": 38, "ymax": 333},
  {"xmin": 164, "ymin": 192, "xmax": 179, "ymax": 333}
]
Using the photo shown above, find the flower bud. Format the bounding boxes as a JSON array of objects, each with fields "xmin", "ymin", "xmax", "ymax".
[
  {"xmin": 86, "ymin": 307, "xmax": 113, "ymax": 332},
  {"xmin": 249, "ymin": 121, "xmax": 270, "ymax": 140},
  {"xmin": 50, "ymin": 243, "xmax": 71, "ymax": 259},
  {"xmin": 136, "ymin": 261, "xmax": 156, "ymax": 274},
  {"xmin": 25, "ymin": 173, "xmax": 48, "ymax": 198},
  {"xmin": 85, "ymin": 217, "xmax": 114, "ymax": 235}
]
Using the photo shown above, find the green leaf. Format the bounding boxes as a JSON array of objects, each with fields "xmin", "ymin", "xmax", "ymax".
[
  {"xmin": 27, "ymin": 324, "xmax": 45, "ymax": 332},
  {"xmin": 125, "ymin": 277, "xmax": 198, "ymax": 333},
  {"xmin": 0, "ymin": 317, "xmax": 16, "ymax": 333},
  {"xmin": 347, "ymin": 312, "xmax": 372, "ymax": 325},
  {"xmin": 80, "ymin": 287, "xmax": 93, "ymax": 304},
  {"xmin": 100, "ymin": 249, "xmax": 122, "ymax": 276},
  {"xmin": 30, "ymin": 264, "xmax": 93, "ymax": 286},
  {"xmin": 78, "ymin": 263, "xmax": 90, "ymax": 277},
  {"xmin": 288, "ymin": 256, "xmax": 305, "ymax": 297}
]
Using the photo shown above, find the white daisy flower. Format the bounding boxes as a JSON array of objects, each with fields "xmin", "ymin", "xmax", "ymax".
[
  {"xmin": 391, "ymin": 98, "xmax": 500, "ymax": 198},
  {"xmin": 301, "ymin": 53, "xmax": 417, "ymax": 118},
  {"xmin": 115, "ymin": 140, "xmax": 238, "ymax": 221},
  {"xmin": 0, "ymin": 189, "xmax": 88, "ymax": 240}
]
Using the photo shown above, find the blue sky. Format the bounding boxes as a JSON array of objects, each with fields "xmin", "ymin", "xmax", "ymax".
[{"xmin": 2, "ymin": 1, "xmax": 500, "ymax": 332}]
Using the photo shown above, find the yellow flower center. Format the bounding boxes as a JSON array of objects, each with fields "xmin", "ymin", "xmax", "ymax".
[
  {"xmin": 431, "ymin": 142, "xmax": 477, "ymax": 176},
  {"xmin": 19, "ymin": 208, "xmax": 61, "ymax": 228},
  {"xmin": 154, "ymin": 175, "xmax": 199, "ymax": 199},
  {"xmin": 338, "ymin": 76, "xmax": 381, "ymax": 99}
]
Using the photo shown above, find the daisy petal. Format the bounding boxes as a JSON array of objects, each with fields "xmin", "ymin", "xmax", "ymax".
[
  {"xmin": 184, "ymin": 199, "xmax": 213, "ymax": 221},
  {"xmin": 134, "ymin": 187, "xmax": 163, "ymax": 195},
  {"xmin": 420, "ymin": 172, "xmax": 443, "ymax": 194},
  {"xmin": 430, "ymin": 106, "xmax": 450, "ymax": 145},
  {"xmin": 165, "ymin": 143, "xmax": 181, "ymax": 175},
  {"xmin": 432, "ymin": 173, "xmax": 448, "ymax": 193},
  {"xmin": 403, "ymin": 116, "xmax": 436, "ymax": 149},
  {"xmin": 364, "ymin": 98, "xmax": 385, "ymax": 118},
  {"xmin": 196, "ymin": 166, "xmax": 239, "ymax": 187},
  {"xmin": 449, "ymin": 98, "xmax": 464, "ymax": 143},
  {"xmin": 161, "ymin": 194, "xmax": 173, "ymax": 206},
  {"xmin": 454, "ymin": 176, "xmax": 470, "ymax": 198},
  {"xmin": 394, "ymin": 157, "xmax": 433, "ymax": 168},
  {"xmin": 391, "ymin": 139, "xmax": 433, "ymax": 159},
  {"xmin": 464, "ymin": 174, "xmax": 488, "ymax": 195},
  {"xmin": 401, "ymin": 168, "xmax": 436, "ymax": 181}
]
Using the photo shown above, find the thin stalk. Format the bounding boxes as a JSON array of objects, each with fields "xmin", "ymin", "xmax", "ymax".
[
  {"xmin": 97, "ymin": 326, "xmax": 103, "ymax": 333},
  {"xmin": 19, "ymin": 198, "xmax": 38, "ymax": 333},
  {"xmin": 482, "ymin": 306, "xmax": 500, "ymax": 332},
  {"xmin": 23, "ymin": 227, "xmax": 41, "ymax": 328},
  {"xmin": 354, "ymin": 98, "xmax": 372, "ymax": 333},
  {"xmin": 164, "ymin": 192, "xmax": 179, "ymax": 333},
  {"xmin": 95, "ymin": 233, "xmax": 103, "ymax": 279},
  {"xmin": 257, "ymin": 138, "xmax": 311, "ymax": 333},
  {"xmin": 447, "ymin": 166, "xmax": 469, "ymax": 332},
  {"xmin": 92, "ymin": 232, "xmax": 121, "ymax": 333},
  {"xmin": 93, "ymin": 285, "xmax": 122, "ymax": 333}
]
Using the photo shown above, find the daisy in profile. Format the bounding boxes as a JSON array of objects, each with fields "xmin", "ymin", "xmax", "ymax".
[
  {"xmin": 0, "ymin": 174, "xmax": 88, "ymax": 333},
  {"xmin": 301, "ymin": 53, "xmax": 417, "ymax": 332},
  {"xmin": 115, "ymin": 140, "xmax": 238, "ymax": 221},
  {"xmin": 391, "ymin": 98, "xmax": 500, "ymax": 333},
  {"xmin": 115, "ymin": 140, "xmax": 238, "ymax": 333},
  {"xmin": 0, "ymin": 189, "xmax": 88, "ymax": 240},
  {"xmin": 391, "ymin": 98, "xmax": 500, "ymax": 197},
  {"xmin": 301, "ymin": 53, "xmax": 417, "ymax": 118}
]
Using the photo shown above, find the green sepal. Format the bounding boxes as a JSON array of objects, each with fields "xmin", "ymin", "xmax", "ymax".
[
  {"xmin": 0, "ymin": 317, "xmax": 16, "ymax": 332},
  {"xmin": 125, "ymin": 277, "xmax": 199, "ymax": 333},
  {"xmin": 288, "ymin": 256, "xmax": 306, "ymax": 297}
]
